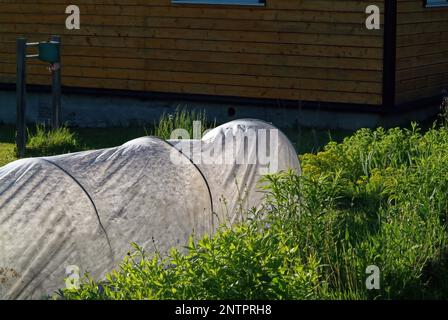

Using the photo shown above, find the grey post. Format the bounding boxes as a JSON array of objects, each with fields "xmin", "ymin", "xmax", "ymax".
[
  {"xmin": 16, "ymin": 38, "xmax": 26, "ymax": 158},
  {"xmin": 51, "ymin": 35, "xmax": 61, "ymax": 129}
]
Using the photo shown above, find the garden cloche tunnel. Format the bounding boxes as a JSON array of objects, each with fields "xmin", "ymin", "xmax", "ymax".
[{"xmin": 0, "ymin": 119, "xmax": 300, "ymax": 299}]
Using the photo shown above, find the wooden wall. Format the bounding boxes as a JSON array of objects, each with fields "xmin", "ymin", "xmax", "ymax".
[
  {"xmin": 0, "ymin": 0, "xmax": 384, "ymax": 106},
  {"xmin": 396, "ymin": 0, "xmax": 448, "ymax": 105}
]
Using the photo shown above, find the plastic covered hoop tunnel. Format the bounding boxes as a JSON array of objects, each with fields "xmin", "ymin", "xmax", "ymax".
[{"xmin": 0, "ymin": 119, "xmax": 300, "ymax": 299}]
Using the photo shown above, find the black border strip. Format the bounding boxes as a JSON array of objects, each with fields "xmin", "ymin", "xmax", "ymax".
[
  {"xmin": 382, "ymin": 0, "xmax": 398, "ymax": 108},
  {"xmin": 0, "ymin": 300, "xmax": 441, "ymax": 317}
]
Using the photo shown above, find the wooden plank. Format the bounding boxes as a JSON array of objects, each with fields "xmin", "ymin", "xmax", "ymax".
[
  {"xmin": 0, "ymin": 0, "xmax": 384, "ymax": 106},
  {"xmin": 395, "ymin": 0, "xmax": 448, "ymax": 104}
]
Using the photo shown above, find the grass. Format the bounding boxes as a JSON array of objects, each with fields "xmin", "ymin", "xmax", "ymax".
[
  {"xmin": 283, "ymin": 125, "xmax": 352, "ymax": 155},
  {"xmin": 0, "ymin": 125, "xmax": 16, "ymax": 166},
  {"xmin": 152, "ymin": 107, "xmax": 215, "ymax": 140},
  {"xmin": 59, "ymin": 122, "xmax": 448, "ymax": 300},
  {"xmin": 26, "ymin": 124, "xmax": 80, "ymax": 157}
]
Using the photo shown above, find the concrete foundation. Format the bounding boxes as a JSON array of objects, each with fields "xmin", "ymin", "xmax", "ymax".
[{"xmin": 0, "ymin": 89, "xmax": 441, "ymax": 130}]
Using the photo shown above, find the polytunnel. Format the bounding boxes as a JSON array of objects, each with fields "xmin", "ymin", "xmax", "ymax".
[{"xmin": 0, "ymin": 119, "xmax": 300, "ymax": 299}]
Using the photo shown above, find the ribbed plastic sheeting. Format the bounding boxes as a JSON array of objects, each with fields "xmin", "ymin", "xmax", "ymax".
[
  {"xmin": 0, "ymin": 119, "xmax": 299, "ymax": 299},
  {"xmin": 169, "ymin": 119, "xmax": 301, "ymax": 225}
]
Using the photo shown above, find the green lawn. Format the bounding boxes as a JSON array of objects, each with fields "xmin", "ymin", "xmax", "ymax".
[{"xmin": 0, "ymin": 126, "xmax": 16, "ymax": 167}]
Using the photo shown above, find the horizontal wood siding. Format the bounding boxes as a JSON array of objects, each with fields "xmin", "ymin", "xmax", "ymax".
[
  {"xmin": 396, "ymin": 0, "xmax": 448, "ymax": 104},
  {"xmin": 0, "ymin": 0, "xmax": 384, "ymax": 105}
]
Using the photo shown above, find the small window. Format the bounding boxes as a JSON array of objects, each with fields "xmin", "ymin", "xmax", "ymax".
[
  {"xmin": 425, "ymin": 0, "xmax": 448, "ymax": 7},
  {"xmin": 172, "ymin": 0, "xmax": 265, "ymax": 5}
]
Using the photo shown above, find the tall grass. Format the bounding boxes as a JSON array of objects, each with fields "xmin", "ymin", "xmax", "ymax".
[
  {"xmin": 60, "ymin": 122, "xmax": 448, "ymax": 300},
  {"xmin": 25, "ymin": 124, "xmax": 80, "ymax": 157},
  {"xmin": 152, "ymin": 107, "xmax": 215, "ymax": 140},
  {"xmin": 267, "ymin": 124, "xmax": 448, "ymax": 299}
]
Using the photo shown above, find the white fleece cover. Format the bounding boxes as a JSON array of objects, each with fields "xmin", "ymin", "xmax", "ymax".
[{"xmin": 0, "ymin": 119, "xmax": 299, "ymax": 299}]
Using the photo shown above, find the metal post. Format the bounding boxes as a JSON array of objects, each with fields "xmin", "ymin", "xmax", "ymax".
[
  {"xmin": 51, "ymin": 35, "xmax": 61, "ymax": 129},
  {"xmin": 16, "ymin": 38, "xmax": 26, "ymax": 158}
]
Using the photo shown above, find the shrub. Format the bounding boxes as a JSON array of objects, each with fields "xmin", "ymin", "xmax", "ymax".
[
  {"xmin": 26, "ymin": 124, "xmax": 80, "ymax": 157},
  {"xmin": 61, "ymin": 228, "xmax": 321, "ymax": 300}
]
